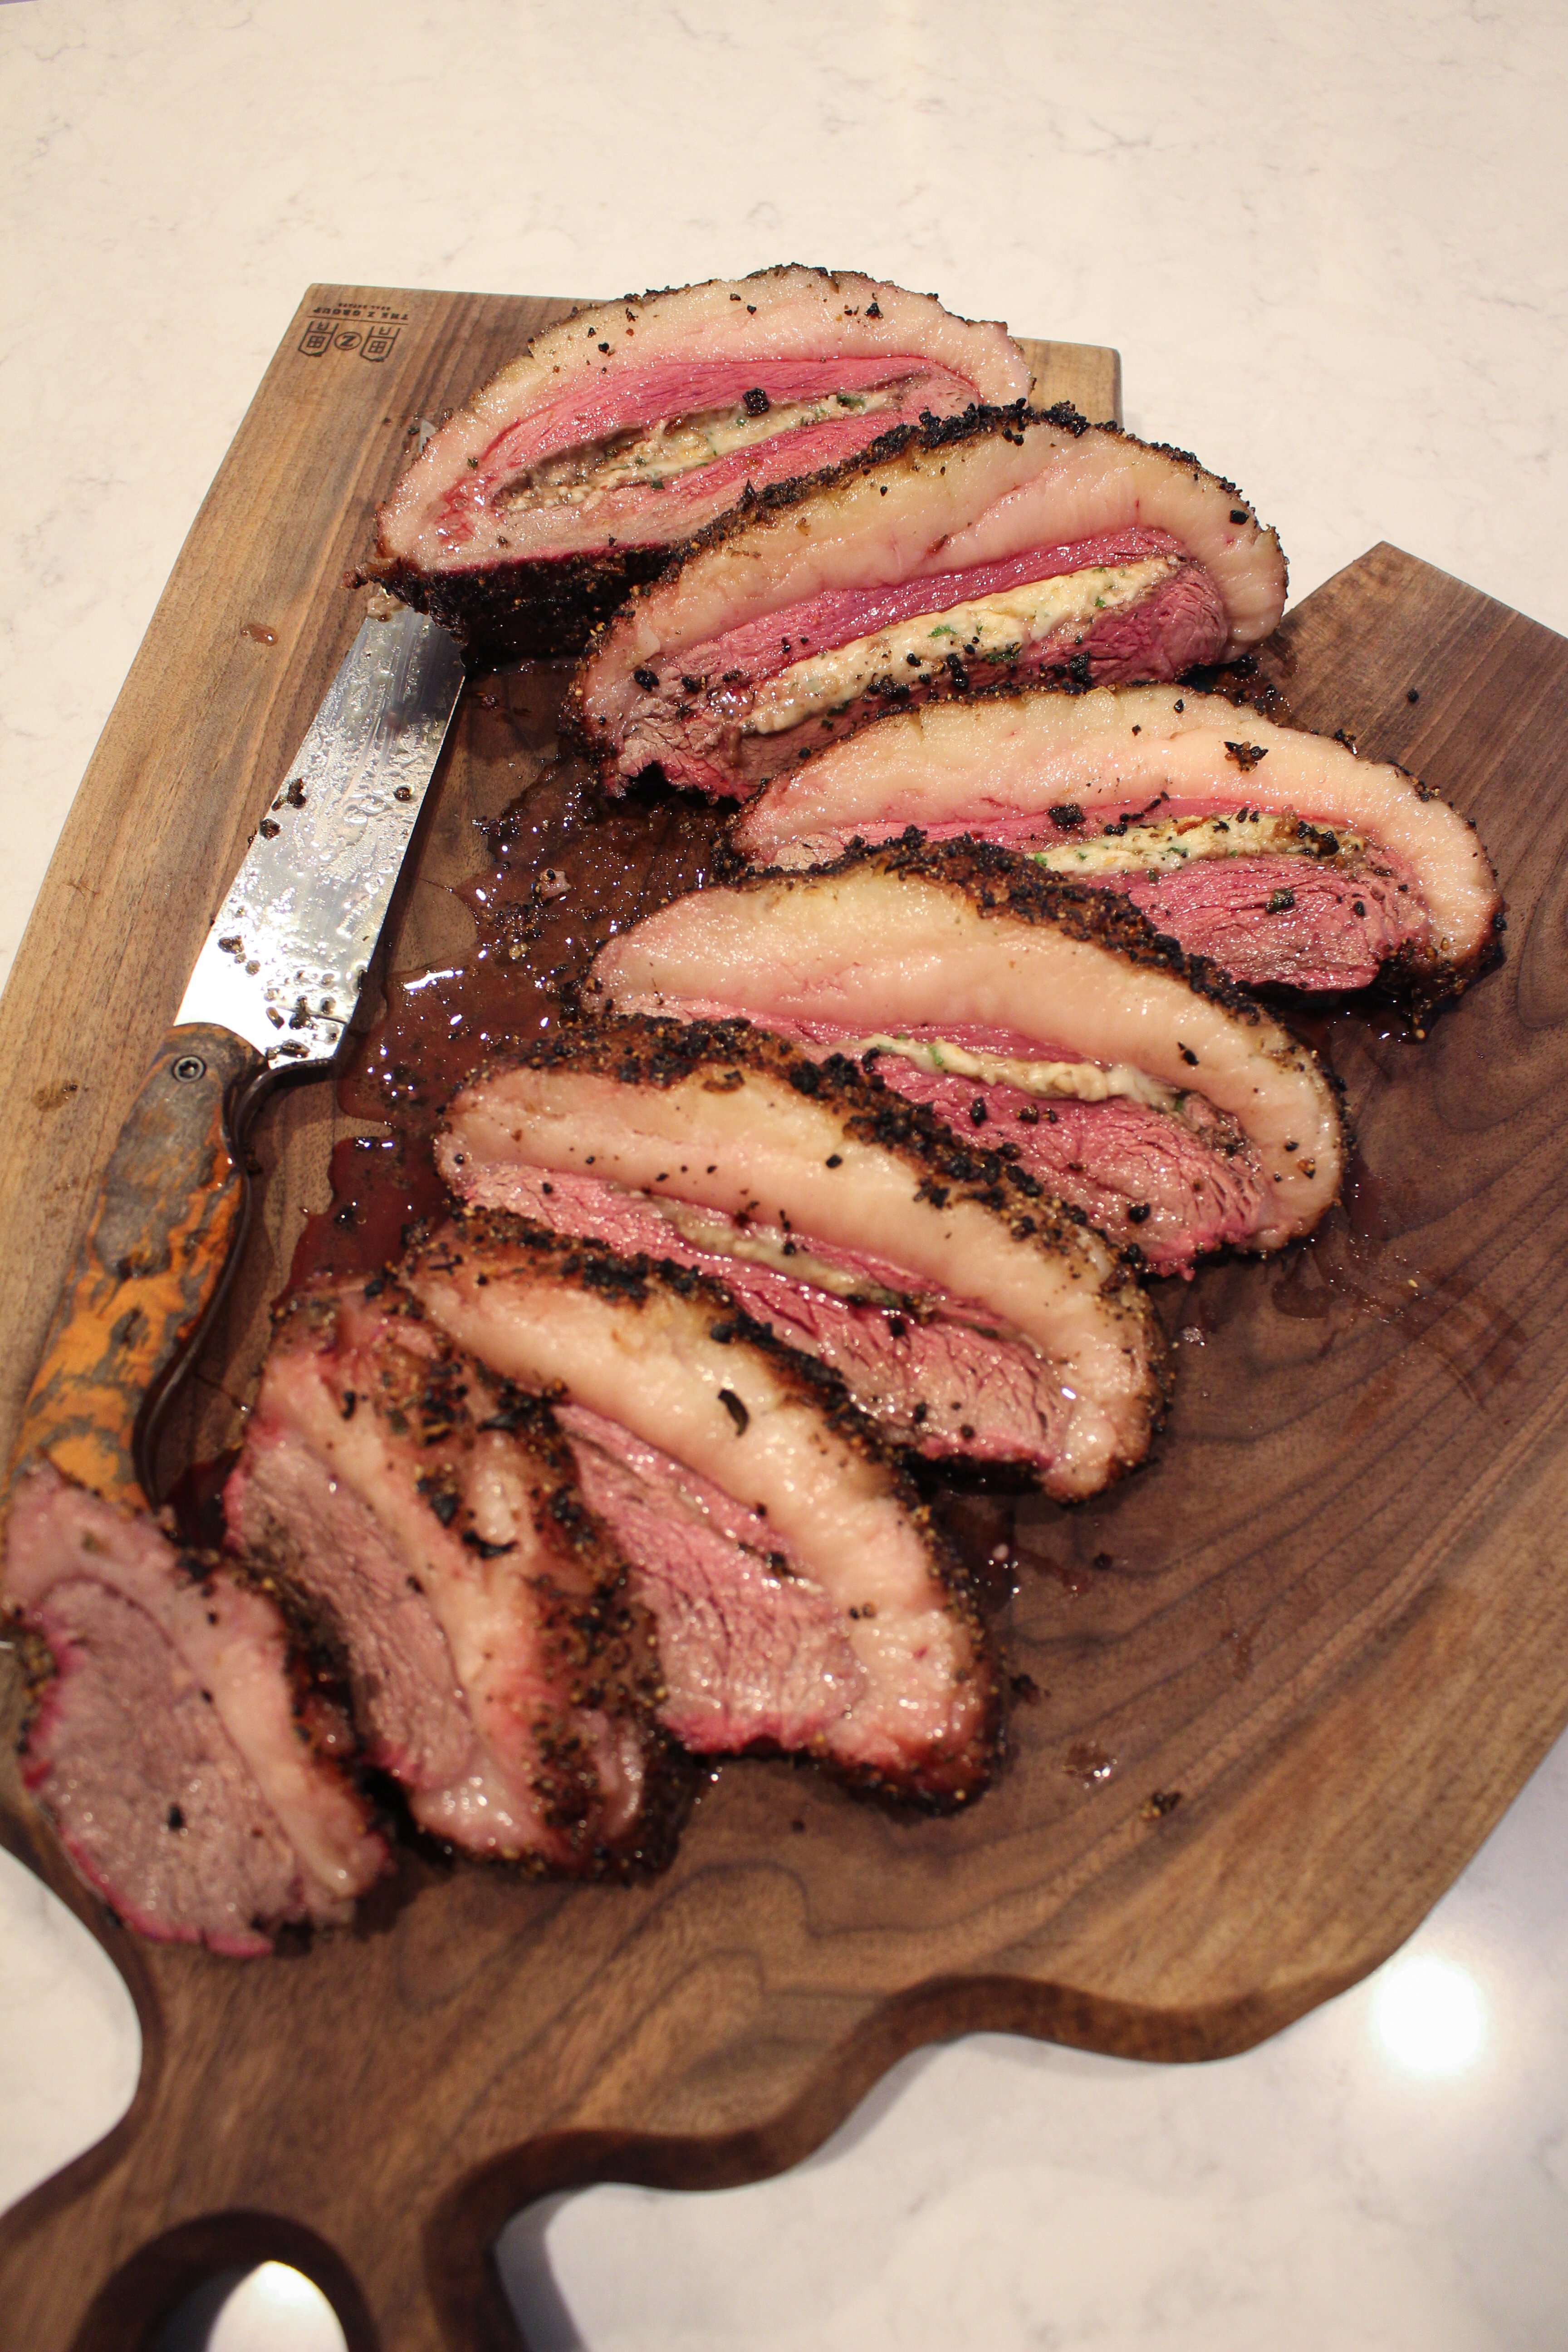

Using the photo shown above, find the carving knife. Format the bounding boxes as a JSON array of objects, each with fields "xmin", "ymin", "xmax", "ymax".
[{"xmin": 11, "ymin": 605, "xmax": 466, "ymax": 1510}]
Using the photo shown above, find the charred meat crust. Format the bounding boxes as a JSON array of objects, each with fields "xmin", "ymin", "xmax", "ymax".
[
  {"xmin": 269, "ymin": 1277, "xmax": 622, "ymax": 1569},
  {"xmin": 255, "ymin": 1277, "xmax": 690, "ymax": 1875},
  {"xmin": 1374, "ymin": 914, "xmax": 1506, "ymax": 1017},
  {"xmin": 504, "ymin": 1008, "xmax": 1160, "ymax": 1294},
  {"xmin": 402, "ymin": 1206, "xmax": 945, "ymax": 1485},
  {"xmin": 492, "ymin": 263, "xmax": 994, "ymax": 362},
  {"xmin": 363, "ymin": 268, "xmax": 1029, "ymax": 665},
  {"xmin": 748, "ymin": 836, "xmax": 1348, "ymax": 1158},
  {"xmin": 400, "ymin": 1208, "xmax": 1002, "ymax": 1810},
  {"xmin": 9, "ymin": 1526, "xmax": 372, "ymax": 1799},
  {"xmin": 361, "ymin": 544, "xmax": 671, "ymax": 665},
  {"xmin": 726, "ymin": 681, "xmax": 1504, "ymax": 1010}
]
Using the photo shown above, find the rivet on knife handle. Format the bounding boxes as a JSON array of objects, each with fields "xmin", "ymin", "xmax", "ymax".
[{"xmin": 11, "ymin": 1026, "xmax": 266, "ymax": 1509}]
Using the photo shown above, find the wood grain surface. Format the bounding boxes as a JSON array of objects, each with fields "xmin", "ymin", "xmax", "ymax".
[{"xmin": 2, "ymin": 288, "xmax": 1565, "ymax": 2352}]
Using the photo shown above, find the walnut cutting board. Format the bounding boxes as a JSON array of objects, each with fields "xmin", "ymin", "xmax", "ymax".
[{"xmin": 2, "ymin": 286, "xmax": 1567, "ymax": 2352}]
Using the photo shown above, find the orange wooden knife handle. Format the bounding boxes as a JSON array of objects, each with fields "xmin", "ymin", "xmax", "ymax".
[{"xmin": 12, "ymin": 1023, "xmax": 268, "ymax": 1510}]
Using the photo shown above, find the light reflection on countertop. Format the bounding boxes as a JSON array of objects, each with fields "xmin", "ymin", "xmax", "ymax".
[
  {"xmin": 494, "ymin": 1733, "xmax": 1568, "ymax": 2351},
  {"xmin": 1372, "ymin": 1954, "xmax": 1488, "ymax": 2079}
]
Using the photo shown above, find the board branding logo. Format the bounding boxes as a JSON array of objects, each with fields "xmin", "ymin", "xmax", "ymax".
[{"xmin": 299, "ymin": 301, "xmax": 409, "ymax": 363}]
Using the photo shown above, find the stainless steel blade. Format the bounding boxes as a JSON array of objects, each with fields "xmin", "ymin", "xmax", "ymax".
[{"xmin": 176, "ymin": 604, "xmax": 466, "ymax": 1065}]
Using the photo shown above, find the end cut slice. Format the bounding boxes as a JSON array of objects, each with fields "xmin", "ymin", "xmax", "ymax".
[{"xmin": 5, "ymin": 1460, "xmax": 387, "ymax": 1955}]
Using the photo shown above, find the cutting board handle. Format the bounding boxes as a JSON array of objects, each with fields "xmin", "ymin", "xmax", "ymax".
[
  {"xmin": 8, "ymin": 1023, "xmax": 267, "ymax": 1509},
  {"xmin": 0, "ymin": 1823, "xmax": 513, "ymax": 2352}
]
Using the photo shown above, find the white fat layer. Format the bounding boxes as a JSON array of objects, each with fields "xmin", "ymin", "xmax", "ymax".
[
  {"xmin": 7, "ymin": 1466, "xmax": 377, "ymax": 1910},
  {"xmin": 381, "ymin": 270, "xmax": 1031, "ymax": 569},
  {"xmin": 1029, "ymin": 809, "xmax": 1368, "ymax": 876},
  {"xmin": 442, "ymin": 1068, "xmax": 1154, "ymax": 1500},
  {"xmin": 848, "ymin": 1031, "xmax": 1184, "ymax": 1113},
  {"xmin": 742, "ymin": 558, "xmax": 1178, "ymax": 737},
  {"xmin": 735, "ymin": 687, "xmax": 1489, "ymax": 960},
  {"xmin": 583, "ymin": 422, "xmax": 1286, "ymax": 765},
  {"xmin": 593, "ymin": 869, "xmax": 1345, "ymax": 1248},
  {"xmin": 462, "ymin": 1430, "xmax": 530, "ymax": 1547},
  {"xmin": 260, "ymin": 1340, "xmax": 567, "ymax": 1858},
  {"xmin": 505, "ymin": 387, "xmax": 910, "ymax": 509}
]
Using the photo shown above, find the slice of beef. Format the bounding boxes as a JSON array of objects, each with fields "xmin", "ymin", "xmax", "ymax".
[
  {"xmin": 402, "ymin": 1212, "xmax": 998, "ymax": 1806},
  {"xmin": 365, "ymin": 266, "xmax": 1031, "ymax": 661},
  {"xmin": 591, "ymin": 839, "xmax": 1347, "ymax": 1269},
  {"xmin": 226, "ymin": 1275, "xmax": 679, "ymax": 1873},
  {"xmin": 5, "ymin": 1460, "xmax": 387, "ymax": 1955},
  {"xmin": 570, "ymin": 404, "xmax": 1287, "ymax": 798},
  {"xmin": 732, "ymin": 684, "xmax": 1504, "ymax": 1003},
  {"xmin": 557, "ymin": 1405, "xmax": 869, "ymax": 1757},
  {"xmin": 436, "ymin": 1017, "xmax": 1166, "ymax": 1497}
]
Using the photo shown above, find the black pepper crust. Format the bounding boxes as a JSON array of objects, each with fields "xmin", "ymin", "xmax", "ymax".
[
  {"xmin": 401, "ymin": 1205, "xmax": 1003, "ymax": 1810},
  {"xmin": 361, "ymin": 544, "xmax": 671, "ymax": 665},
  {"xmin": 5, "ymin": 1475, "xmax": 387, "ymax": 1871},
  {"xmin": 593, "ymin": 837, "xmax": 1351, "ymax": 1181},
  {"xmin": 732, "ymin": 684, "xmax": 1504, "ymax": 1010},
  {"xmin": 487, "ymin": 1009, "xmax": 1154, "ymax": 1303},
  {"xmin": 260, "ymin": 1273, "xmax": 691, "ymax": 1876},
  {"xmin": 408, "ymin": 1205, "xmax": 944, "ymax": 1471}
]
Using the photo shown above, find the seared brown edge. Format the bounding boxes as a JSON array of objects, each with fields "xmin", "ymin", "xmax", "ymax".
[
  {"xmin": 726, "ymin": 685, "xmax": 1506, "ymax": 1010},
  {"xmin": 490, "ymin": 1006, "xmax": 1164, "ymax": 1286},
  {"xmin": 253, "ymin": 1275, "xmax": 691, "ymax": 1876},
  {"xmin": 358, "ymin": 265, "xmax": 1031, "ymax": 662},
  {"xmin": 656, "ymin": 839, "xmax": 1357, "ymax": 1138}
]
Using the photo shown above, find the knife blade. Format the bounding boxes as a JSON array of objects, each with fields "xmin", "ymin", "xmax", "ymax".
[{"xmin": 11, "ymin": 604, "xmax": 466, "ymax": 1509}]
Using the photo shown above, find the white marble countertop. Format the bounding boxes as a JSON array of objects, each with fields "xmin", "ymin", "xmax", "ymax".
[{"xmin": 3, "ymin": 4, "xmax": 1566, "ymax": 2345}]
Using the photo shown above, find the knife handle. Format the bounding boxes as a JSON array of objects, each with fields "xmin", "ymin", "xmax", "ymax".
[{"xmin": 12, "ymin": 1024, "xmax": 269, "ymax": 1511}]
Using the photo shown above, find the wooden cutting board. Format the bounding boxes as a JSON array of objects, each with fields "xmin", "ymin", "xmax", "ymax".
[{"xmin": 2, "ymin": 286, "xmax": 1567, "ymax": 2352}]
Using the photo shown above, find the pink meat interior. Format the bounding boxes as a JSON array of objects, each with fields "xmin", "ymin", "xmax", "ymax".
[
  {"xmin": 673, "ymin": 528, "xmax": 1187, "ymax": 686},
  {"xmin": 434, "ymin": 356, "xmax": 980, "ymax": 552}
]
